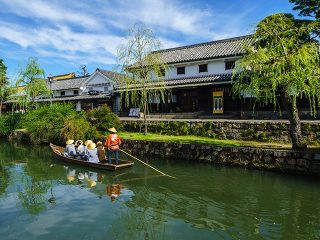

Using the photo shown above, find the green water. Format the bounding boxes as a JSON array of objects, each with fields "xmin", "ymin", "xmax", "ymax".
[{"xmin": 0, "ymin": 141, "xmax": 319, "ymax": 240}]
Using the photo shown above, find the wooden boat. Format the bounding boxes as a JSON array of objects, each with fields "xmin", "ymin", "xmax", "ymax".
[{"xmin": 50, "ymin": 143, "xmax": 134, "ymax": 171}]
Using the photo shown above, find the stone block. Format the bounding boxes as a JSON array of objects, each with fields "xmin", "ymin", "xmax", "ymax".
[
  {"xmin": 263, "ymin": 156, "xmax": 273, "ymax": 163},
  {"xmin": 287, "ymin": 158, "xmax": 296, "ymax": 165},
  {"xmin": 275, "ymin": 158, "xmax": 285, "ymax": 164},
  {"xmin": 297, "ymin": 159, "xmax": 308, "ymax": 167},
  {"xmin": 314, "ymin": 153, "xmax": 320, "ymax": 160}
]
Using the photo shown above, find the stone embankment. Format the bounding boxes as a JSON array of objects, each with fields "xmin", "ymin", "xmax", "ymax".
[
  {"xmin": 122, "ymin": 120, "xmax": 320, "ymax": 143},
  {"xmin": 122, "ymin": 139, "xmax": 320, "ymax": 176}
]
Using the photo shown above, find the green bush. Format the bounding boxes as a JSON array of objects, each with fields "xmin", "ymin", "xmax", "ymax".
[
  {"xmin": 86, "ymin": 105, "xmax": 122, "ymax": 132},
  {"xmin": 20, "ymin": 103, "xmax": 78, "ymax": 144},
  {"xmin": 61, "ymin": 116, "xmax": 102, "ymax": 143},
  {"xmin": 0, "ymin": 113, "xmax": 23, "ymax": 137}
]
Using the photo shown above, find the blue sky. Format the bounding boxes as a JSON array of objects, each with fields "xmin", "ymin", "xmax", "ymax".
[{"xmin": 0, "ymin": 0, "xmax": 298, "ymax": 81}]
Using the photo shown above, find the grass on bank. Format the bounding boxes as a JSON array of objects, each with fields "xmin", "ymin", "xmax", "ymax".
[{"xmin": 119, "ymin": 132, "xmax": 320, "ymax": 150}]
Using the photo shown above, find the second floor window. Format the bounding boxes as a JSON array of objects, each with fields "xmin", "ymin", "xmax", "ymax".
[
  {"xmin": 61, "ymin": 91, "xmax": 65, "ymax": 96},
  {"xmin": 177, "ymin": 66, "xmax": 185, "ymax": 75},
  {"xmin": 225, "ymin": 61, "xmax": 235, "ymax": 70},
  {"xmin": 199, "ymin": 64, "xmax": 208, "ymax": 73}
]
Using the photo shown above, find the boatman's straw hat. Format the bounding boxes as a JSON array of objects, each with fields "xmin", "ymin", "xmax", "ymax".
[
  {"xmin": 66, "ymin": 139, "xmax": 74, "ymax": 145},
  {"xmin": 87, "ymin": 142, "xmax": 96, "ymax": 150},
  {"xmin": 108, "ymin": 127, "xmax": 117, "ymax": 133},
  {"xmin": 97, "ymin": 141, "xmax": 102, "ymax": 146},
  {"xmin": 84, "ymin": 140, "xmax": 93, "ymax": 146}
]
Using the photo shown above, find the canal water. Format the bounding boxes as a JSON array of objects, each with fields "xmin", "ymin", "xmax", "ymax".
[{"xmin": 0, "ymin": 141, "xmax": 319, "ymax": 240}]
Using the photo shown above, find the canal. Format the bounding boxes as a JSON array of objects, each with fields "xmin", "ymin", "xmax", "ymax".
[{"xmin": 0, "ymin": 140, "xmax": 319, "ymax": 239}]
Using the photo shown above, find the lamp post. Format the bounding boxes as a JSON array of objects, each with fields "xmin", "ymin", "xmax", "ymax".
[{"xmin": 48, "ymin": 76, "xmax": 53, "ymax": 107}]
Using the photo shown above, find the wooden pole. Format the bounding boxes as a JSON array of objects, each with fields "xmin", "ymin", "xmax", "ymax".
[{"xmin": 119, "ymin": 149, "xmax": 176, "ymax": 179}]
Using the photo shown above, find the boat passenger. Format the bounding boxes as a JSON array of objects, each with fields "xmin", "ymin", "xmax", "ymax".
[
  {"xmin": 87, "ymin": 142, "xmax": 99, "ymax": 163},
  {"xmin": 80, "ymin": 140, "xmax": 92, "ymax": 161},
  {"xmin": 105, "ymin": 127, "xmax": 122, "ymax": 165},
  {"xmin": 97, "ymin": 141, "xmax": 107, "ymax": 162},
  {"xmin": 65, "ymin": 139, "xmax": 77, "ymax": 157},
  {"xmin": 75, "ymin": 140, "xmax": 84, "ymax": 153}
]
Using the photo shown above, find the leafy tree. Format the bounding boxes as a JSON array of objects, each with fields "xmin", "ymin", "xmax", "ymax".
[
  {"xmin": 16, "ymin": 57, "xmax": 50, "ymax": 108},
  {"xmin": 0, "ymin": 59, "xmax": 9, "ymax": 115},
  {"xmin": 289, "ymin": 0, "xmax": 320, "ymax": 19},
  {"xmin": 118, "ymin": 23, "xmax": 168, "ymax": 134},
  {"xmin": 289, "ymin": 0, "xmax": 320, "ymax": 37},
  {"xmin": 232, "ymin": 13, "xmax": 320, "ymax": 150}
]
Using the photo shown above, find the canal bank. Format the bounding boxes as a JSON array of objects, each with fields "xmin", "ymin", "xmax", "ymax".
[
  {"xmin": 122, "ymin": 119, "xmax": 320, "ymax": 143},
  {"xmin": 122, "ymin": 139, "xmax": 320, "ymax": 176}
]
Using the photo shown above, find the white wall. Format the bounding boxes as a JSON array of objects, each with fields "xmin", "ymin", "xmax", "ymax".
[
  {"xmin": 82, "ymin": 72, "xmax": 114, "ymax": 93},
  {"xmin": 165, "ymin": 58, "xmax": 240, "ymax": 79}
]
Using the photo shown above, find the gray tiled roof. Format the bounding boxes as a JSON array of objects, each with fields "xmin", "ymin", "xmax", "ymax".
[
  {"xmin": 97, "ymin": 68, "xmax": 125, "ymax": 83},
  {"xmin": 35, "ymin": 93, "xmax": 110, "ymax": 102},
  {"xmin": 48, "ymin": 68, "xmax": 123, "ymax": 91},
  {"xmin": 49, "ymin": 76, "xmax": 88, "ymax": 91},
  {"xmin": 116, "ymin": 74, "xmax": 232, "ymax": 91},
  {"xmin": 154, "ymin": 35, "xmax": 254, "ymax": 64}
]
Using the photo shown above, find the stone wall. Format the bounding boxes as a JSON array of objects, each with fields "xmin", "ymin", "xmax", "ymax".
[
  {"xmin": 122, "ymin": 120, "xmax": 320, "ymax": 143},
  {"xmin": 122, "ymin": 139, "xmax": 320, "ymax": 176}
]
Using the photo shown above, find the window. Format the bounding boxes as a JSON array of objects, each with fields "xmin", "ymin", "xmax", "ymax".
[
  {"xmin": 73, "ymin": 90, "xmax": 79, "ymax": 95},
  {"xmin": 225, "ymin": 61, "xmax": 235, "ymax": 70},
  {"xmin": 199, "ymin": 64, "xmax": 208, "ymax": 73},
  {"xmin": 177, "ymin": 66, "xmax": 185, "ymax": 75},
  {"xmin": 61, "ymin": 91, "xmax": 65, "ymax": 96}
]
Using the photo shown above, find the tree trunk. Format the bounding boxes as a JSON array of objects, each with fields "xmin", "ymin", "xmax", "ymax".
[
  {"xmin": 280, "ymin": 91, "xmax": 305, "ymax": 150},
  {"xmin": 0, "ymin": 98, "xmax": 2, "ymax": 116},
  {"xmin": 143, "ymin": 100, "xmax": 147, "ymax": 135}
]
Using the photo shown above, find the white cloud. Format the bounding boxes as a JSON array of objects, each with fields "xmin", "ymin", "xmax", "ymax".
[
  {"xmin": 0, "ymin": 22, "xmax": 125, "ymax": 64},
  {"xmin": 2, "ymin": 0, "xmax": 100, "ymax": 29},
  {"xmin": 0, "ymin": 0, "xmax": 255, "ymax": 74}
]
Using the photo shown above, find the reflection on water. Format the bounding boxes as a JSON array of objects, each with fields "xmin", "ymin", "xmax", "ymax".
[{"xmin": 0, "ymin": 140, "xmax": 320, "ymax": 239}]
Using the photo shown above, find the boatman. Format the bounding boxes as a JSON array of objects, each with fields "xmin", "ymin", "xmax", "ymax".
[{"xmin": 105, "ymin": 127, "xmax": 121, "ymax": 165}]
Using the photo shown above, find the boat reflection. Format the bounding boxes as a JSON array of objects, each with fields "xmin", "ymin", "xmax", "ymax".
[
  {"xmin": 64, "ymin": 166, "xmax": 126, "ymax": 202},
  {"xmin": 106, "ymin": 183, "xmax": 123, "ymax": 202}
]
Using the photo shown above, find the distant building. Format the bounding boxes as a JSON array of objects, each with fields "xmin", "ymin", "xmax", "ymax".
[
  {"xmin": 36, "ymin": 68, "xmax": 123, "ymax": 112},
  {"xmin": 50, "ymin": 72, "xmax": 76, "ymax": 81}
]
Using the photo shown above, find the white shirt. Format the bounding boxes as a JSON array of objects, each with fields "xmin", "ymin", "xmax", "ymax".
[{"xmin": 88, "ymin": 148, "xmax": 99, "ymax": 163}]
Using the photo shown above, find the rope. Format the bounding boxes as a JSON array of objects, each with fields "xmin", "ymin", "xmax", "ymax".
[{"xmin": 119, "ymin": 149, "xmax": 176, "ymax": 179}]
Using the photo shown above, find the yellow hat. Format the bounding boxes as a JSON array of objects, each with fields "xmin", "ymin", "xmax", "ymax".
[
  {"xmin": 108, "ymin": 127, "xmax": 117, "ymax": 133},
  {"xmin": 67, "ymin": 176, "xmax": 75, "ymax": 182},
  {"xmin": 87, "ymin": 142, "xmax": 96, "ymax": 150},
  {"xmin": 66, "ymin": 139, "xmax": 74, "ymax": 145},
  {"xmin": 75, "ymin": 140, "xmax": 83, "ymax": 146},
  {"xmin": 97, "ymin": 141, "xmax": 103, "ymax": 146},
  {"xmin": 84, "ymin": 140, "xmax": 93, "ymax": 146},
  {"xmin": 87, "ymin": 179, "xmax": 97, "ymax": 187}
]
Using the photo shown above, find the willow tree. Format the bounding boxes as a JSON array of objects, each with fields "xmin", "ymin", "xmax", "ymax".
[
  {"xmin": 16, "ymin": 57, "xmax": 49, "ymax": 109},
  {"xmin": 117, "ymin": 23, "xmax": 168, "ymax": 134},
  {"xmin": 233, "ymin": 13, "xmax": 320, "ymax": 150},
  {"xmin": 0, "ymin": 59, "xmax": 9, "ymax": 115}
]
